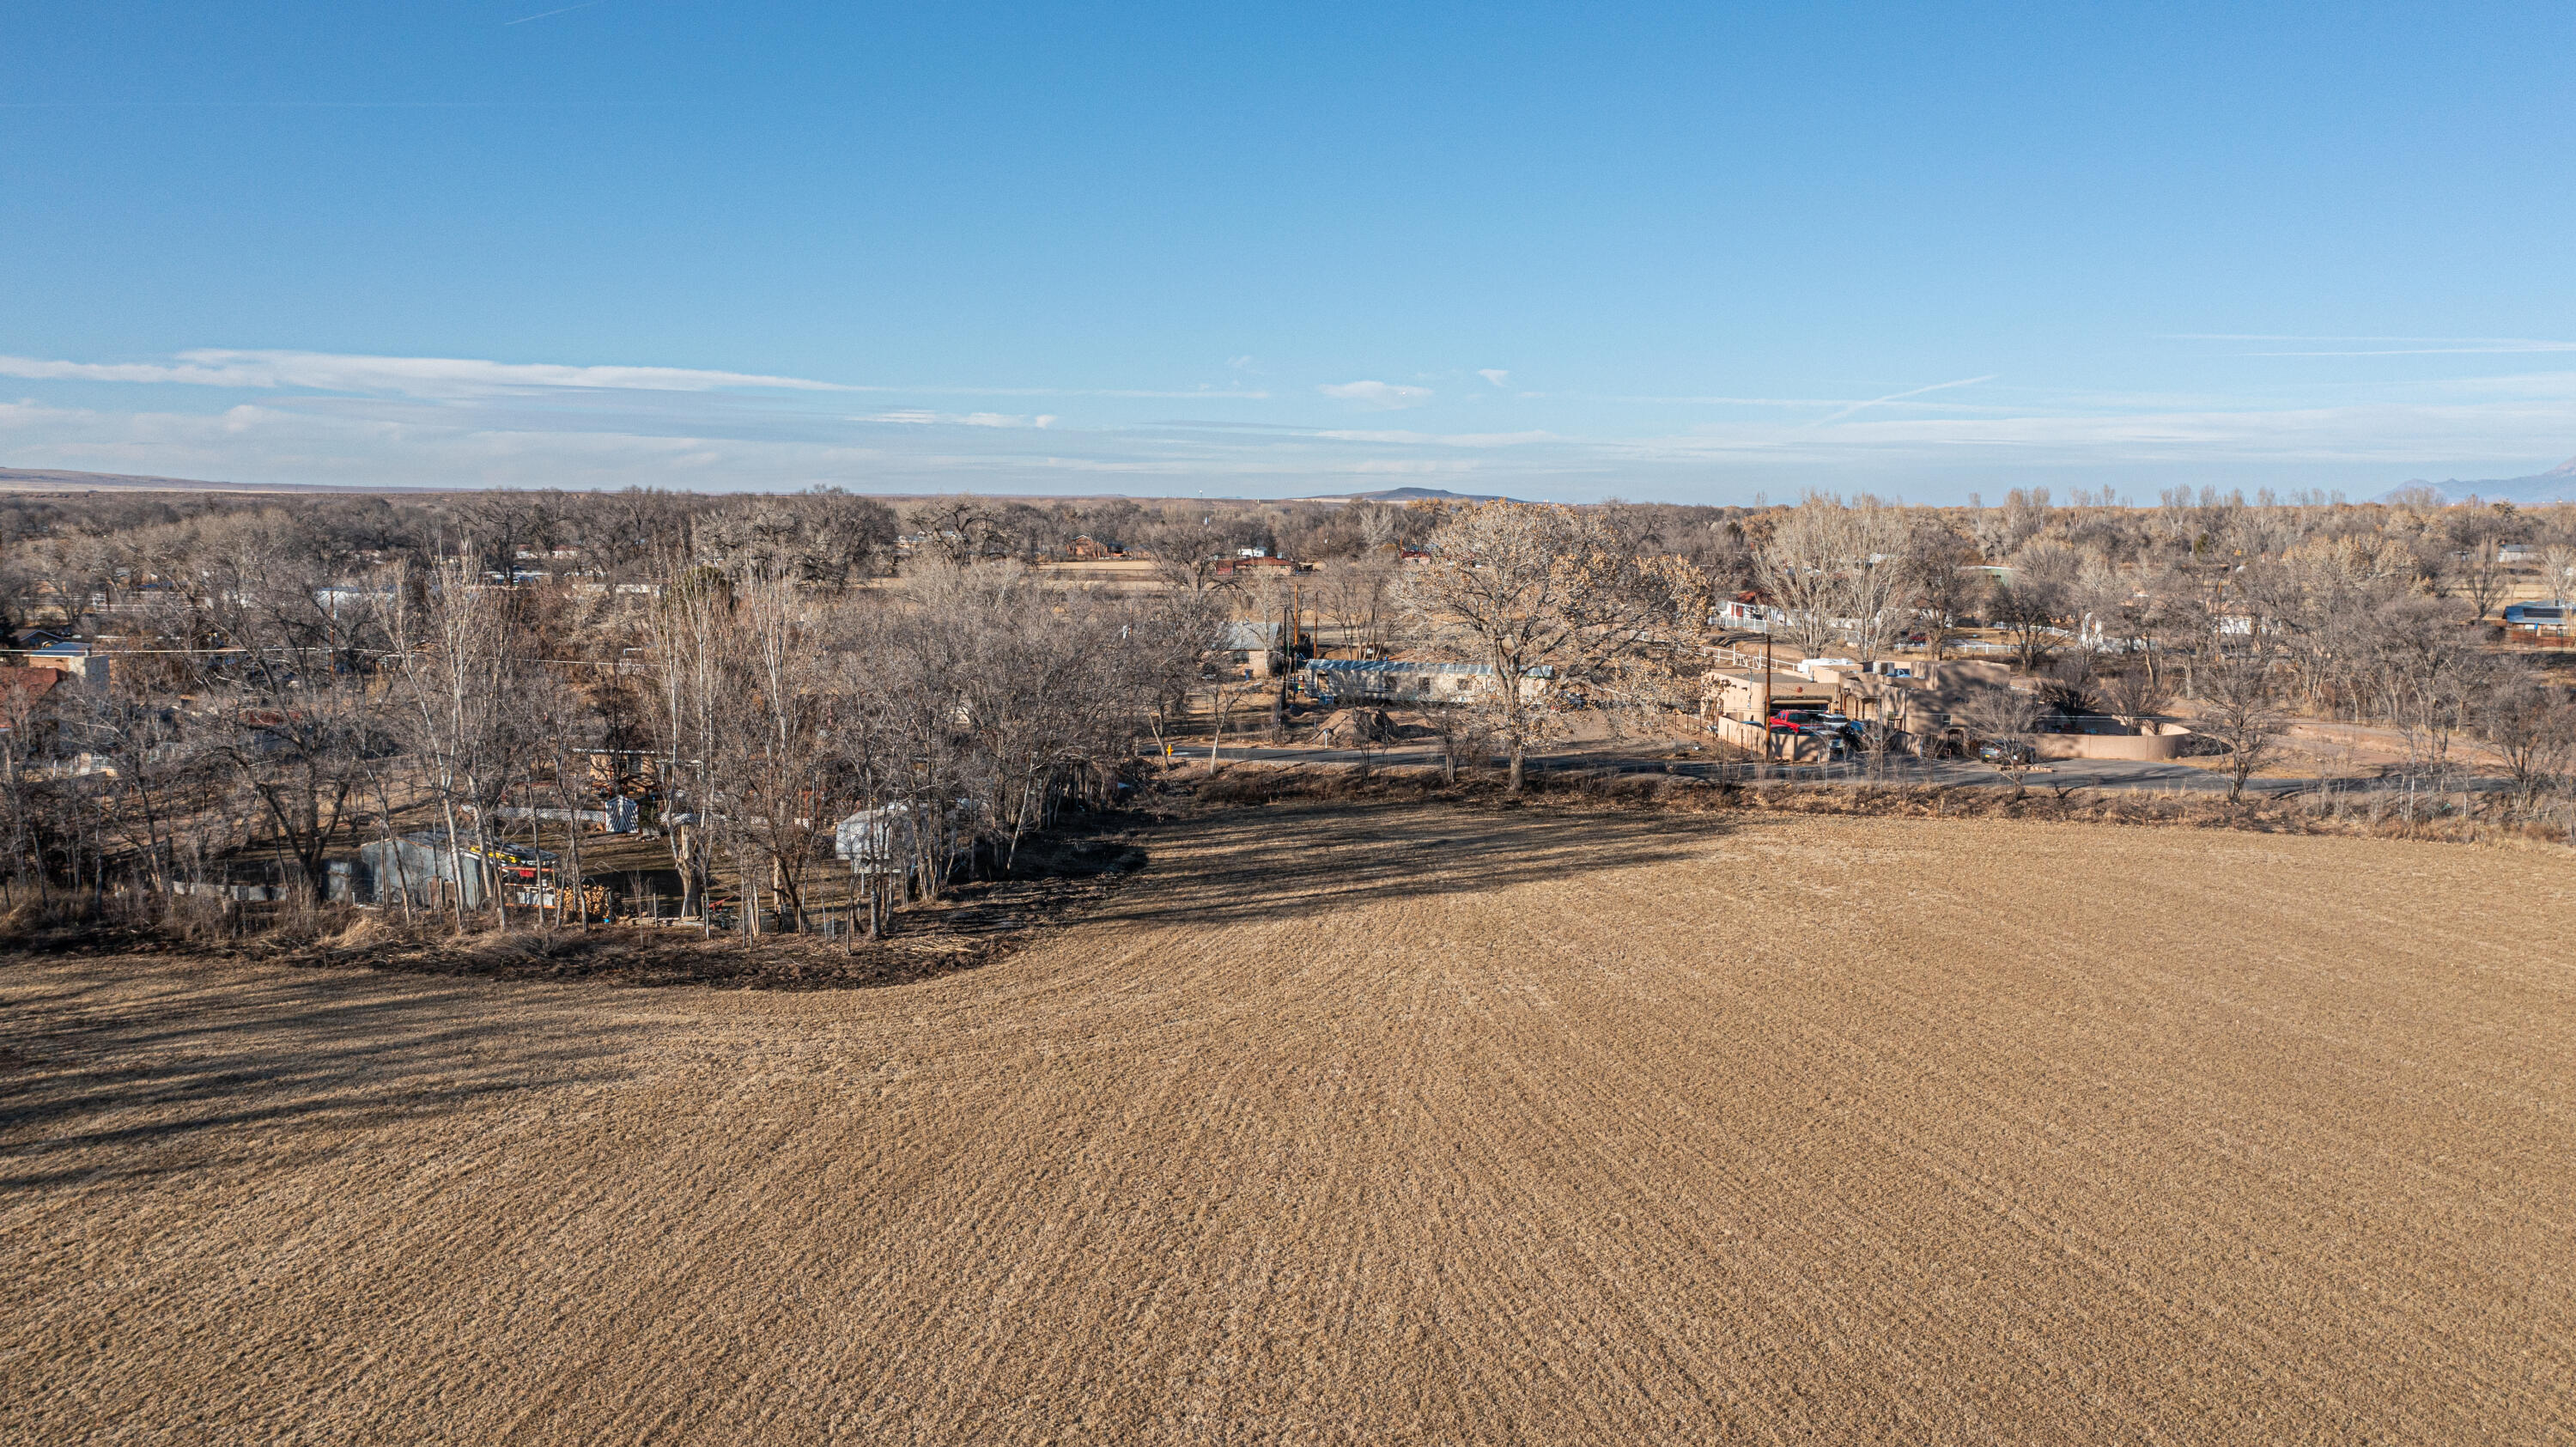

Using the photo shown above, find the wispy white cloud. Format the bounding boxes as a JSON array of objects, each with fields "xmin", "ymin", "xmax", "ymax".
[
  {"xmin": 0, "ymin": 350, "xmax": 1273, "ymax": 402},
  {"xmin": 1316, "ymin": 429, "xmax": 1556, "ymax": 447},
  {"xmin": 1477, "ymin": 368, "xmax": 1510, "ymax": 387},
  {"xmin": 1351, "ymin": 459, "xmax": 1479, "ymax": 475},
  {"xmin": 2250, "ymin": 344, "xmax": 2576, "ymax": 357},
  {"xmin": 4, "ymin": 346, "xmax": 2568, "ymax": 499},
  {"xmin": 2164, "ymin": 333, "xmax": 2576, "ymax": 357},
  {"xmin": 0, "ymin": 350, "xmax": 848, "ymax": 398},
  {"xmin": 1631, "ymin": 393, "xmax": 2576, "ymax": 466},
  {"xmin": 1519, "ymin": 390, "xmax": 2012, "ymax": 410},
  {"xmin": 2420, "ymin": 369, "xmax": 2576, "ymax": 398},
  {"xmin": 1318, "ymin": 380, "xmax": 1432, "ymax": 410}
]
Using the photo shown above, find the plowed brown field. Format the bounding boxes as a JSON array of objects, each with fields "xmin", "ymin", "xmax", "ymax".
[{"xmin": 5, "ymin": 808, "xmax": 2570, "ymax": 1444}]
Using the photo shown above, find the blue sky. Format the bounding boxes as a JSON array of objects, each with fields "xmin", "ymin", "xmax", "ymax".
[{"xmin": 4, "ymin": 2, "xmax": 2573, "ymax": 501}]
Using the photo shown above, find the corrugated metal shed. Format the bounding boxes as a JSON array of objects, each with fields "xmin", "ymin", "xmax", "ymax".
[
  {"xmin": 356, "ymin": 828, "xmax": 556, "ymax": 909},
  {"xmin": 1215, "ymin": 621, "xmax": 1282, "ymax": 652}
]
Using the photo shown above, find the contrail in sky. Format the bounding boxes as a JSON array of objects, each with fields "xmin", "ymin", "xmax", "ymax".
[
  {"xmin": 506, "ymin": 0, "xmax": 610, "ymax": 24},
  {"xmin": 1809, "ymin": 374, "xmax": 1998, "ymax": 426}
]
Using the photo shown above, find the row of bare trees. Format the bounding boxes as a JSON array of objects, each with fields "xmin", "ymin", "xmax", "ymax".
[
  {"xmin": 0, "ymin": 503, "xmax": 1221, "ymax": 936},
  {"xmin": 1731, "ymin": 493, "xmax": 2576, "ymax": 811},
  {"xmin": 1372, "ymin": 495, "xmax": 2573, "ymax": 814}
]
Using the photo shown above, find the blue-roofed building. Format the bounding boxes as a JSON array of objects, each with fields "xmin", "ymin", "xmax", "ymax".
[
  {"xmin": 23, "ymin": 641, "xmax": 109, "ymax": 693},
  {"xmin": 2501, "ymin": 602, "xmax": 2570, "ymax": 636}
]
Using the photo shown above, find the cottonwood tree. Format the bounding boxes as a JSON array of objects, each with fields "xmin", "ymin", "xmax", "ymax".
[
  {"xmin": 36, "ymin": 480, "xmax": 2576, "ymax": 930},
  {"xmin": 1398, "ymin": 502, "xmax": 1665, "ymax": 793},
  {"xmin": 2441, "ymin": 529, "xmax": 2512, "ymax": 621},
  {"xmin": 1903, "ymin": 520, "xmax": 1981, "ymax": 660},
  {"xmin": 645, "ymin": 561, "xmax": 732, "ymax": 933},
  {"xmin": 1418, "ymin": 700, "xmax": 1497, "ymax": 782},
  {"xmin": 1751, "ymin": 498, "xmax": 1850, "ymax": 659},
  {"xmin": 81, "ymin": 687, "xmax": 213, "ymax": 897},
  {"xmin": 1751, "ymin": 495, "xmax": 1916, "ymax": 663},
  {"xmin": 1127, "ymin": 588, "xmax": 1227, "ymax": 767},
  {"xmin": 711, "ymin": 575, "xmax": 840, "ymax": 934},
  {"xmin": 698, "ymin": 493, "xmax": 899, "ymax": 588},
  {"xmin": 1311, "ymin": 557, "xmax": 1397, "ymax": 658},
  {"xmin": 526, "ymin": 666, "xmax": 601, "ymax": 930},
  {"xmin": 1987, "ymin": 542, "xmax": 2081, "ymax": 672},
  {"xmin": 0, "ymin": 668, "xmax": 54, "ymax": 902},
  {"xmin": 389, "ymin": 554, "xmax": 528, "ymax": 927},
  {"xmin": 1956, "ymin": 686, "xmax": 2044, "ymax": 796},
  {"xmin": 1838, "ymin": 499, "xmax": 1917, "ymax": 665},
  {"xmin": 908, "ymin": 498, "xmax": 1011, "ymax": 567},
  {"xmin": 2198, "ymin": 651, "xmax": 2287, "ymax": 804},
  {"xmin": 1150, "ymin": 519, "xmax": 1240, "ymax": 595},
  {"xmin": 2367, "ymin": 597, "xmax": 2484, "ymax": 775},
  {"xmin": 2100, "ymin": 660, "xmax": 2172, "ymax": 722},
  {"xmin": 2539, "ymin": 542, "xmax": 2576, "ymax": 607},
  {"xmin": 2478, "ymin": 678, "xmax": 2576, "ymax": 812},
  {"xmin": 197, "ymin": 635, "xmax": 378, "ymax": 903}
]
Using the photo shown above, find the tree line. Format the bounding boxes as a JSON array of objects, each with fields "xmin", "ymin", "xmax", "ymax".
[
  {"xmin": 4, "ymin": 483, "xmax": 2571, "ymax": 929},
  {"xmin": 1370, "ymin": 489, "xmax": 2575, "ymax": 811}
]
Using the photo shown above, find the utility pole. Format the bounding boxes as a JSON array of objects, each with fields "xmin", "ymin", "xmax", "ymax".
[
  {"xmin": 1758, "ymin": 624, "xmax": 1774, "ymax": 762},
  {"xmin": 1275, "ymin": 581, "xmax": 1298, "ymax": 730}
]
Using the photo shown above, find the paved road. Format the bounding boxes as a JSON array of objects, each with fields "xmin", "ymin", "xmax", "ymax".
[{"xmin": 1198, "ymin": 742, "xmax": 2495, "ymax": 798}]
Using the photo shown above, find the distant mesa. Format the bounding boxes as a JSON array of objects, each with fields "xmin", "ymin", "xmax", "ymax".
[
  {"xmin": 2375, "ymin": 455, "xmax": 2576, "ymax": 506},
  {"xmin": 3, "ymin": 466, "xmax": 1519, "ymax": 503},
  {"xmin": 1290, "ymin": 485, "xmax": 1522, "ymax": 504},
  {"xmin": 0, "ymin": 466, "xmax": 362, "ymax": 494}
]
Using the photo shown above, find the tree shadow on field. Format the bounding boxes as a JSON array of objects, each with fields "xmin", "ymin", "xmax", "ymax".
[
  {"xmin": 1098, "ymin": 799, "xmax": 1741, "ymax": 929},
  {"xmin": 0, "ymin": 964, "xmax": 631, "ymax": 1194}
]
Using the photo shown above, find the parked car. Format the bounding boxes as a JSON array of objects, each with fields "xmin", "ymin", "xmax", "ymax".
[
  {"xmin": 1766, "ymin": 708, "xmax": 1820, "ymax": 731},
  {"xmin": 1977, "ymin": 739, "xmax": 2036, "ymax": 765}
]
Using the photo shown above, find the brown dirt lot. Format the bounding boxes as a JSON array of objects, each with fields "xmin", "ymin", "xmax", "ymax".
[{"xmin": 4, "ymin": 807, "xmax": 2570, "ymax": 1444}]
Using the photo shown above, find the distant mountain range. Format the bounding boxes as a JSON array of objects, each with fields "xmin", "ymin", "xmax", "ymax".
[{"xmin": 2377, "ymin": 456, "xmax": 2576, "ymax": 506}]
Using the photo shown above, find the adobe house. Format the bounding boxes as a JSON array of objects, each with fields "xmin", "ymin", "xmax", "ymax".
[
  {"xmin": 19, "ymin": 641, "xmax": 111, "ymax": 694},
  {"xmin": 0, "ymin": 666, "xmax": 64, "ymax": 752}
]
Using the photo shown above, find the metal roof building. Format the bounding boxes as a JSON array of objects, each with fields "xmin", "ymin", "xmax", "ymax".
[
  {"xmin": 356, "ymin": 828, "xmax": 557, "ymax": 910},
  {"xmin": 1303, "ymin": 659, "xmax": 1554, "ymax": 704}
]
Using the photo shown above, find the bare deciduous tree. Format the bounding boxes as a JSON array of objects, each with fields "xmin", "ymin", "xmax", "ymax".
[
  {"xmin": 1751, "ymin": 497, "xmax": 1851, "ymax": 660},
  {"xmin": 2198, "ymin": 652, "xmax": 2287, "ymax": 804},
  {"xmin": 2440, "ymin": 530, "xmax": 2512, "ymax": 621},
  {"xmin": 1956, "ymin": 685, "xmax": 2044, "ymax": 795},
  {"xmin": 1398, "ymin": 502, "xmax": 1663, "ymax": 793},
  {"xmin": 2478, "ymin": 676, "xmax": 2576, "ymax": 811},
  {"xmin": 1904, "ymin": 520, "xmax": 1980, "ymax": 660}
]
